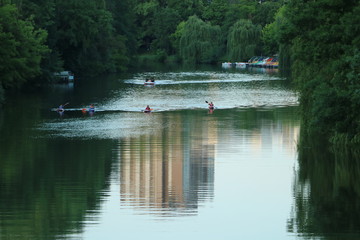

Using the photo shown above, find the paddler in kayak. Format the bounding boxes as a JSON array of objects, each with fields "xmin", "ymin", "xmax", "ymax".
[
  {"xmin": 208, "ymin": 101, "xmax": 214, "ymax": 110},
  {"xmin": 89, "ymin": 104, "xmax": 95, "ymax": 112},
  {"xmin": 57, "ymin": 102, "xmax": 69, "ymax": 112},
  {"xmin": 144, "ymin": 105, "xmax": 151, "ymax": 113}
]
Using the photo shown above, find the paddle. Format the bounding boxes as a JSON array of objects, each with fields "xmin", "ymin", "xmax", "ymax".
[
  {"xmin": 56, "ymin": 102, "xmax": 69, "ymax": 112},
  {"xmin": 206, "ymin": 101, "xmax": 215, "ymax": 110}
]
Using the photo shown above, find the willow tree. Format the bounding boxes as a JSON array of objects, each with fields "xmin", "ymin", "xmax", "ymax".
[
  {"xmin": 179, "ymin": 15, "xmax": 221, "ymax": 64},
  {"xmin": 227, "ymin": 19, "xmax": 261, "ymax": 62}
]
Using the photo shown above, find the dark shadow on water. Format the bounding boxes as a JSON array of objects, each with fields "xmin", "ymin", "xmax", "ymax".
[{"xmin": 289, "ymin": 129, "xmax": 360, "ymax": 239}]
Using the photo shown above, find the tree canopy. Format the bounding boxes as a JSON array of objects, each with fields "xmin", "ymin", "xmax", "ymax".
[
  {"xmin": 179, "ymin": 15, "xmax": 221, "ymax": 64},
  {"xmin": 227, "ymin": 19, "xmax": 261, "ymax": 62},
  {"xmin": 278, "ymin": 0, "xmax": 360, "ymax": 143},
  {"xmin": 0, "ymin": 4, "xmax": 48, "ymax": 89}
]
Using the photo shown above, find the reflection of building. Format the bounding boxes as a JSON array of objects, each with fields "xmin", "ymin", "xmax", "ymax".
[{"xmin": 119, "ymin": 114, "xmax": 215, "ymax": 215}]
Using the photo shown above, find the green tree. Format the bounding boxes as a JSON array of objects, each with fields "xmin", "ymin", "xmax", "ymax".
[
  {"xmin": 222, "ymin": 0, "xmax": 256, "ymax": 31},
  {"xmin": 253, "ymin": 0, "xmax": 282, "ymax": 27},
  {"xmin": 106, "ymin": 0, "xmax": 137, "ymax": 69},
  {"xmin": 16, "ymin": 0, "xmax": 63, "ymax": 81},
  {"xmin": 0, "ymin": 4, "xmax": 48, "ymax": 89},
  {"xmin": 152, "ymin": 7, "xmax": 181, "ymax": 54},
  {"xmin": 261, "ymin": 6, "xmax": 287, "ymax": 56},
  {"xmin": 134, "ymin": 0, "xmax": 159, "ymax": 53},
  {"xmin": 227, "ymin": 19, "xmax": 261, "ymax": 61},
  {"xmin": 167, "ymin": 0, "xmax": 205, "ymax": 20},
  {"xmin": 179, "ymin": 15, "xmax": 221, "ymax": 64},
  {"xmin": 55, "ymin": 0, "xmax": 115, "ymax": 75},
  {"xmin": 170, "ymin": 21, "xmax": 186, "ymax": 54},
  {"xmin": 279, "ymin": 0, "xmax": 360, "ymax": 143},
  {"xmin": 202, "ymin": 0, "xmax": 229, "ymax": 26}
]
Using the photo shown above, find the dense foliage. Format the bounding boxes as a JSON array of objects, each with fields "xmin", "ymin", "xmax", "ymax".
[
  {"xmin": 0, "ymin": 4, "xmax": 48, "ymax": 88},
  {"xmin": 0, "ymin": 0, "xmax": 283, "ymax": 91},
  {"xmin": 278, "ymin": 0, "xmax": 360, "ymax": 143},
  {"xmin": 179, "ymin": 16, "xmax": 221, "ymax": 64},
  {"xmin": 227, "ymin": 19, "xmax": 261, "ymax": 61},
  {"xmin": 0, "ymin": 0, "xmax": 137, "ymax": 92}
]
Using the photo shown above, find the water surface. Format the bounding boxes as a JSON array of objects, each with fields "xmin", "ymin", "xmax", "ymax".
[{"xmin": 3, "ymin": 66, "xmax": 356, "ymax": 240}]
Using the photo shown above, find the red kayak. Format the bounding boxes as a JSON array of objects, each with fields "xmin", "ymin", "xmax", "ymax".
[
  {"xmin": 144, "ymin": 81, "xmax": 155, "ymax": 85},
  {"xmin": 143, "ymin": 108, "xmax": 153, "ymax": 113}
]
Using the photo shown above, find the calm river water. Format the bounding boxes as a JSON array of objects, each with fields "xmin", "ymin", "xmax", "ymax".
[{"xmin": 1, "ymin": 66, "xmax": 359, "ymax": 240}]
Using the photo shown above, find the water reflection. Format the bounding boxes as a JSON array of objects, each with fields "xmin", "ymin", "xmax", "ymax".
[
  {"xmin": 118, "ymin": 112, "xmax": 215, "ymax": 217},
  {"xmin": 0, "ymin": 95, "xmax": 115, "ymax": 239},
  {"xmin": 289, "ymin": 132, "xmax": 360, "ymax": 239},
  {"xmin": 0, "ymin": 67, "xmax": 303, "ymax": 239}
]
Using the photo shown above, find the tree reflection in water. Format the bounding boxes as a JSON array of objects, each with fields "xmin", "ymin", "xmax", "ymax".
[{"xmin": 289, "ymin": 131, "xmax": 360, "ymax": 239}]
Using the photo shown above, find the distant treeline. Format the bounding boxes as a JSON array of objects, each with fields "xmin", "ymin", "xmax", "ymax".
[
  {"xmin": 1, "ymin": 0, "xmax": 359, "ymax": 143},
  {"xmin": 0, "ymin": 0, "xmax": 283, "ymax": 90}
]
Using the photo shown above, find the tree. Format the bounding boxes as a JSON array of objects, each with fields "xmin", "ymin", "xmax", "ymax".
[
  {"xmin": 253, "ymin": 0, "xmax": 282, "ymax": 27},
  {"xmin": 55, "ymin": 0, "xmax": 115, "ymax": 74},
  {"xmin": 222, "ymin": 0, "xmax": 256, "ymax": 31},
  {"xmin": 0, "ymin": 4, "xmax": 48, "ymax": 89},
  {"xmin": 134, "ymin": 0, "xmax": 159, "ymax": 53},
  {"xmin": 170, "ymin": 21, "xmax": 186, "ymax": 54},
  {"xmin": 152, "ymin": 7, "xmax": 181, "ymax": 54},
  {"xmin": 179, "ymin": 15, "xmax": 221, "ymax": 64},
  {"xmin": 261, "ymin": 6, "xmax": 287, "ymax": 56},
  {"xmin": 167, "ymin": 0, "xmax": 205, "ymax": 20},
  {"xmin": 202, "ymin": 0, "xmax": 229, "ymax": 26},
  {"xmin": 279, "ymin": 0, "xmax": 360, "ymax": 143},
  {"xmin": 227, "ymin": 19, "xmax": 261, "ymax": 61},
  {"xmin": 106, "ymin": 0, "xmax": 137, "ymax": 61}
]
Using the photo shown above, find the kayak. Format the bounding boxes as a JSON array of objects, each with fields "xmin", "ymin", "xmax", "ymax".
[
  {"xmin": 143, "ymin": 108, "xmax": 153, "ymax": 113},
  {"xmin": 144, "ymin": 81, "xmax": 155, "ymax": 85}
]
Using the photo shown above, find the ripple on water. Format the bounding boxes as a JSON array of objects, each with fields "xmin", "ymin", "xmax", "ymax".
[{"xmin": 39, "ymin": 70, "xmax": 298, "ymax": 139}]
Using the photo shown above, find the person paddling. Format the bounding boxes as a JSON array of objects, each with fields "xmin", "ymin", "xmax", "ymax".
[
  {"xmin": 208, "ymin": 101, "xmax": 214, "ymax": 110},
  {"xmin": 144, "ymin": 105, "xmax": 151, "ymax": 112},
  {"xmin": 57, "ymin": 102, "xmax": 69, "ymax": 112},
  {"xmin": 89, "ymin": 104, "xmax": 95, "ymax": 112}
]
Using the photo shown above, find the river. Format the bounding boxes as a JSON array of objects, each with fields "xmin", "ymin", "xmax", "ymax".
[{"xmin": 0, "ymin": 65, "xmax": 359, "ymax": 240}]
